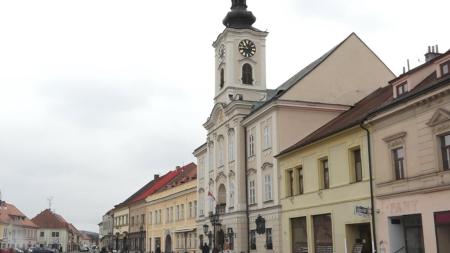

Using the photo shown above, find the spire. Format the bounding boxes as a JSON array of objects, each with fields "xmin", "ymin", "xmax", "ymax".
[{"xmin": 222, "ymin": 0, "xmax": 256, "ymax": 29}]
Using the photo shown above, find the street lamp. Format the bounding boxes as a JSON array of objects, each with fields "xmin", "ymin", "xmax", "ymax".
[{"xmin": 202, "ymin": 224, "xmax": 209, "ymax": 235}]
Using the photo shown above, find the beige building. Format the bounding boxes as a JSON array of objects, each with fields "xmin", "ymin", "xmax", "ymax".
[
  {"xmin": 368, "ymin": 47, "xmax": 450, "ymax": 253},
  {"xmin": 195, "ymin": 1, "xmax": 395, "ymax": 253},
  {"xmin": 112, "ymin": 205, "xmax": 129, "ymax": 252},
  {"xmin": 276, "ymin": 84, "xmax": 395, "ymax": 253},
  {"xmin": 146, "ymin": 163, "xmax": 197, "ymax": 253}
]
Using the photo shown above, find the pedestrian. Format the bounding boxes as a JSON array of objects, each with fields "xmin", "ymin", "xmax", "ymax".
[{"xmin": 201, "ymin": 243, "xmax": 209, "ymax": 253}]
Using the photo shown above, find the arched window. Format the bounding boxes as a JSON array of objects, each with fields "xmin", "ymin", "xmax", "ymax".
[
  {"xmin": 220, "ymin": 68, "xmax": 225, "ymax": 89},
  {"xmin": 208, "ymin": 143, "xmax": 214, "ymax": 171},
  {"xmin": 242, "ymin": 63, "xmax": 253, "ymax": 85}
]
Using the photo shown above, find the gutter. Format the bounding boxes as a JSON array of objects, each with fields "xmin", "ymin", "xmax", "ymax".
[
  {"xmin": 244, "ymin": 128, "xmax": 250, "ymax": 253},
  {"xmin": 359, "ymin": 122, "xmax": 377, "ymax": 253}
]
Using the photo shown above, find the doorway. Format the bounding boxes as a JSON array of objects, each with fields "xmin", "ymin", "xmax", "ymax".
[
  {"xmin": 345, "ymin": 223, "xmax": 372, "ymax": 253},
  {"xmin": 388, "ymin": 214, "xmax": 424, "ymax": 253},
  {"xmin": 164, "ymin": 235, "xmax": 172, "ymax": 253}
]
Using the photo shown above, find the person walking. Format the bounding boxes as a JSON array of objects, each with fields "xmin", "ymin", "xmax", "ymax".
[{"xmin": 201, "ymin": 243, "xmax": 209, "ymax": 253}]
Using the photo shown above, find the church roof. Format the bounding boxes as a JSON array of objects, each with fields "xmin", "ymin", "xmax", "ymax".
[
  {"xmin": 31, "ymin": 209, "xmax": 70, "ymax": 229},
  {"xmin": 222, "ymin": 0, "xmax": 257, "ymax": 30}
]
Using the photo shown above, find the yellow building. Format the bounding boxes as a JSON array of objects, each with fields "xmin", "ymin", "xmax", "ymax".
[
  {"xmin": 146, "ymin": 163, "xmax": 198, "ymax": 253},
  {"xmin": 277, "ymin": 85, "xmax": 393, "ymax": 253}
]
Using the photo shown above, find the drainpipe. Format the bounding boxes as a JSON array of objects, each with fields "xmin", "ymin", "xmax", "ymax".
[
  {"xmin": 359, "ymin": 122, "xmax": 378, "ymax": 253},
  {"xmin": 244, "ymin": 127, "xmax": 250, "ymax": 253}
]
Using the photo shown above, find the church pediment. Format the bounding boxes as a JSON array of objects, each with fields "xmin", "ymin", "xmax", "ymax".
[
  {"xmin": 204, "ymin": 103, "xmax": 227, "ymax": 129},
  {"xmin": 427, "ymin": 108, "xmax": 450, "ymax": 127}
]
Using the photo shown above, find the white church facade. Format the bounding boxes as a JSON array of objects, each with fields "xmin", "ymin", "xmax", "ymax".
[{"xmin": 194, "ymin": 1, "xmax": 395, "ymax": 253}]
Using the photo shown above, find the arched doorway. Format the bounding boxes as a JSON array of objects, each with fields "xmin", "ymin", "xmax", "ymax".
[{"xmin": 164, "ymin": 234, "xmax": 172, "ymax": 253}]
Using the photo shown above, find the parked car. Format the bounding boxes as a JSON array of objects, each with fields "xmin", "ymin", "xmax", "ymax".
[
  {"xmin": 79, "ymin": 246, "xmax": 89, "ymax": 252},
  {"xmin": 31, "ymin": 248, "xmax": 54, "ymax": 253}
]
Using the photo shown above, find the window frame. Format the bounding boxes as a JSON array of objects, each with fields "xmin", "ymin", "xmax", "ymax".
[
  {"xmin": 264, "ymin": 174, "xmax": 273, "ymax": 201},
  {"xmin": 440, "ymin": 133, "xmax": 450, "ymax": 171},
  {"xmin": 249, "ymin": 179, "xmax": 256, "ymax": 205},
  {"xmin": 265, "ymin": 228, "xmax": 273, "ymax": 250},
  {"xmin": 392, "ymin": 147, "xmax": 405, "ymax": 180},
  {"xmin": 395, "ymin": 82, "xmax": 408, "ymax": 97},
  {"xmin": 441, "ymin": 60, "xmax": 450, "ymax": 77},
  {"xmin": 320, "ymin": 158, "xmax": 330, "ymax": 189}
]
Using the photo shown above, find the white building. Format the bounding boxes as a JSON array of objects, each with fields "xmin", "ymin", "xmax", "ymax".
[{"xmin": 195, "ymin": 1, "xmax": 395, "ymax": 252}]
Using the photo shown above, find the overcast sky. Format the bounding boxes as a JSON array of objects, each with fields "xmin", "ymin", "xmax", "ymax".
[{"xmin": 1, "ymin": 0, "xmax": 449, "ymax": 232}]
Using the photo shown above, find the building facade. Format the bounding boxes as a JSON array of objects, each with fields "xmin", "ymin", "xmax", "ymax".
[
  {"xmin": 0, "ymin": 201, "xmax": 38, "ymax": 250},
  {"xmin": 32, "ymin": 209, "xmax": 81, "ymax": 252},
  {"xmin": 146, "ymin": 163, "xmax": 197, "ymax": 253},
  {"xmin": 112, "ymin": 206, "xmax": 129, "ymax": 252},
  {"xmin": 99, "ymin": 210, "xmax": 114, "ymax": 250},
  {"xmin": 369, "ymin": 48, "xmax": 450, "ymax": 253},
  {"xmin": 195, "ymin": 1, "xmax": 395, "ymax": 253}
]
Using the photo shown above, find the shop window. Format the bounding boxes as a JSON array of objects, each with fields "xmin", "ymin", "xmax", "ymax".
[
  {"xmin": 435, "ymin": 211, "xmax": 450, "ymax": 253},
  {"xmin": 291, "ymin": 217, "xmax": 307, "ymax": 253},
  {"xmin": 313, "ymin": 214, "xmax": 333, "ymax": 253}
]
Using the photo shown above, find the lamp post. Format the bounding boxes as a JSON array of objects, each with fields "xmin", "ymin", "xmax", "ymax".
[{"xmin": 203, "ymin": 205, "xmax": 223, "ymax": 252}]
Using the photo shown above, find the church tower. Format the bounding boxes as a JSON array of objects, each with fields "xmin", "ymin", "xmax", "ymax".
[{"xmin": 213, "ymin": 0, "xmax": 268, "ymax": 104}]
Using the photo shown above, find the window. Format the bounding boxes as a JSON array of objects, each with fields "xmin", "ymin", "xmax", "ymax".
[
  {"xmin": 131, "ymin": 217, "xmax": 135, "ymax": 226},
  {"xmin": 392, "ymin": 147, "xmax": 405, "ymax": 179},
  {"xmin": 166, "ymin": 208, "xmax": 170, "ymax": 223},
  {"xmin": 441, "ymin": 61, "xmax": 450, "ymax": 77},
  {"xmin": 148, "ymin": 212, "xmax": 152, "ymax": 225},
  {"xmin": 199, "ymin": 192, "xmax": 204, "ymax": 216},
  {"xmin": 220, "ymin": 68, "xmax": 225, "ymax": 89},
  {"xmin": 242, "ymin": 63, "xmax": 253, "ymax": 85},
  {"xmin": 266, "ymin": 228, "xmax": 273, "ymax": 250},
  {"xmin": 297, "ymin": 167, "xmax": 304, "ymax": 195},
  {"xmin": 170, "ymin": 207, "xmax": 174, "ymax": 222},
  {"xmin": 249, "ymin": 180, "xmax": 256, "ymax": 204},
  {"xmin": 248, "ymin": 133, "xmax": 255, "ymax": 157},
  {"xmin": 313, "ymin": 214, "xmax": 333, "ymax": 253},
  {"xmin": 287, "ymin": 169, "xmax": 294, "ymax": 197},
  {"xmin": 434, "ymin": 211, "xmax": 450, "ymax": 253},
  {"xmin": 141, "ymin": 214, "xmax": 145, "ymax": 224},
  {"xmin": 353, "ymin": 148, "xmax": 363, "ymax": 182},
  {"xmin": 181, "ymin": 204, "xmax": 185, "ymax": 220},
  {"xmin": 40, "ymin": 232, "xmax": 44, "ymax": 237},
  {"xmin": 321, "ymin": 159, "xmax": 330, "ymax": 189},
  {"xmin": 176, "ymin": 205, "xmax": 180, "ymax": 221},
  {"xmin": 189, "ymin": 202, "xmax": 192, "ymax": 218},
  {"xmin": 228, "ymin": 129, "xmax": 235, "ymax": 162},
  {"xmin": 250, "ymin": 230, "xmax": 256, "ymax": 250},
  {"xmin": 194, "ymin": 201, "xmax": 197, "ymax": 217},
  {"xmin": 264, "ymin": 174, "xmax": 273, "ymax": 201},
  {"xmin": 263, "ymin": 125, "xmax": 271, "ymax": 149},
  {"xmin": 440, "ymin": 134, "xmax": 450, "ymax": 171},
  {"xmin": 396, "ymin": 82, "xmax": 408, "ymax": 96}
]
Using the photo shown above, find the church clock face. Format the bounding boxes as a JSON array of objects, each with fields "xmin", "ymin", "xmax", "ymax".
[{"xmin": 238, "ymin": 39, "xmax": 256, "ymax": 57}]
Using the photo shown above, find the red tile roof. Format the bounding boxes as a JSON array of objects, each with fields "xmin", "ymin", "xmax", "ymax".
[
  {"xmin": 0, "ymin": 202, "xmax": 38, "ymax": 228},
  {"xmin": 31, "ymin": 209, "xmax": 71, "ymax": 229},
  {"xmin": 156, "ymin": 163, "xmax": 197, "ymax": 193}
]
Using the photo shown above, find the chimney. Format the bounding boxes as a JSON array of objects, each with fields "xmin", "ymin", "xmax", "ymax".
[
  {"xmin": 176, "ymin": 166, "xmax": 181, "ymax": 170},
  {"xmin": 425, "ymin": 44, "xmax": 441, "ymax": 62},
  {"xmin": 154, "ymin": 174, "xmax": 160, "ymax": 180}
]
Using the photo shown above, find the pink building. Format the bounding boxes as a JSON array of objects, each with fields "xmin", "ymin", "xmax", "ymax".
[{"xmin": 368, "ymin": 46, "xmax": 450, "ymax": 253}]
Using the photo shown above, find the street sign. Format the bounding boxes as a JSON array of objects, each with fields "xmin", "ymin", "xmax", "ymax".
[{"xmin": 354, "ymin": 205, "xmax": 370, "ymax": 217}]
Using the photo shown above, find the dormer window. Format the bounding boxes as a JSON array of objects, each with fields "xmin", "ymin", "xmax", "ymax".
[
  {"xmin": 396, "ymin": 82, "xmax": 408, "ymax": 97},
  {"xmin": 441, "ymin": 61, "xmax": 450, "ymax": 77}
]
